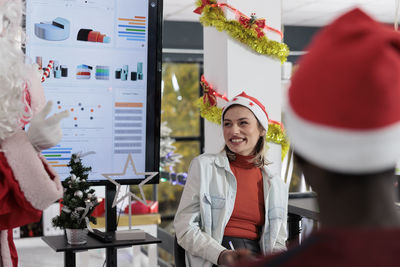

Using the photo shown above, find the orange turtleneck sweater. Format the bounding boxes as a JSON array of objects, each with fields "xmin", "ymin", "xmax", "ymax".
[{"xmin": 224, "ymin": 154, "xmax": 265, "ymax": 240}]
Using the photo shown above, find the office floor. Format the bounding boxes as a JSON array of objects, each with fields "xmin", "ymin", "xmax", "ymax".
[{"xmin": 15, "ymin": 237, "xmax": 148, "ymax": 267}]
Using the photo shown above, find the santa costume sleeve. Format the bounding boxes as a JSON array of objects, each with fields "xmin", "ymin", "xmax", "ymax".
[{"xmin": 0, "ymin": 130, "xmax": 63, "ymax": 267}]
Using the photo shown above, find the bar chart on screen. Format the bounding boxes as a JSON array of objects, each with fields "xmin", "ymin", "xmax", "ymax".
[
  {"xmin": 117, "ymin": 16, "xmax": 147, "ymax": 43},
  {"xmin": 114, "ymin": 102, "xmax": 145, "ymax": 155},
  {"xmin": 116, "ymin": 0, "xmax": 148, "ymax": 48}
]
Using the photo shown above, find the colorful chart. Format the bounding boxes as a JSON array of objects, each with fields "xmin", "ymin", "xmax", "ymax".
[
  {"xmin": 34, "ymin": 17, "xmax": 70, "ymax": 41},
  {"xmin": 76, "ymin": 64, "xmax": 92, "ymax": 79},
  {"xmin": 117, "ymin": 16, "xmax": 146, "ymax": 42},
  {"xmin": 55, "ymin": 99, "xmax": 105, "ymax": 130},
  {"xmin": 95, "ymin": 65, "xmax": 110, "ymax": 80},
  {"xmin": 42, "ymin": 145, "xmax": 72, "ymax": 168},
  {"xmin": 114, "ymin": 102, "xmax": 144, "ymax": 154}
]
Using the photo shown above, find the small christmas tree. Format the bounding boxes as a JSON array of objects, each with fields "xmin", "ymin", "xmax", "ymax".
[
  {"xmin": 160, "ymin": 121, "xmax": 182, "ymax": 169},
  {"xmin": 52, "ymin": 153, "xmax": 98, "ymax": 229}
]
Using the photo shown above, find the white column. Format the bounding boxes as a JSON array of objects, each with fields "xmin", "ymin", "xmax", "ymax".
[{"xmin": 204, "ymin": 0, "xmax": 282, "ymax": 176}]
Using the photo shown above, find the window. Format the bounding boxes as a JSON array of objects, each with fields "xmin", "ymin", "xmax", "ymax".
[
  {"xmin": 161, "ymin": 62, "xmax": 203, "ymax": 173},
  {"xmin": 156, "ymin": 60, "xmax": 204, "ymax": 225}
]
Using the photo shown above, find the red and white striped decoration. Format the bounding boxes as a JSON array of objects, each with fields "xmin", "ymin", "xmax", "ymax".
[{"xmin": 41, "ymin": 60, "xmax": 54, "ymax": 82}]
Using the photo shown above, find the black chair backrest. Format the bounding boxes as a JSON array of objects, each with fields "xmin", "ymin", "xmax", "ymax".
[{"xmin": 174, "ymin": 236, "xmax": 187, "ymax": 267}]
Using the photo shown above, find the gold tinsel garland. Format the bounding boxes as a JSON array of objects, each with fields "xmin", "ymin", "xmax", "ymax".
[
  {"xmin": 196, "ymin": 97, "xmax": 222, "ymax": 124},
  {"xmin": 196, "ymin": 96, "xmax": 290, "ymax": 160},
  {"xmin": 266, "ymin": 123, "xmax": 290, "ymax": 161},
  {"xmin": 195, "ymin": 0, "xmax": 290, "ymax": 63}
]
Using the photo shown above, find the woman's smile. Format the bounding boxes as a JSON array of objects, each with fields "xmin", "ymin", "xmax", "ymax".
[{"xmin": 223, "ymin": 106, "xmax": 264, "ymax": 156}]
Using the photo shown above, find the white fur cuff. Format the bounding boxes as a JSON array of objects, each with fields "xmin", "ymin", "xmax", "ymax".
[{"xmin": 2, "ymin": 130, "xmax": 63, "ymax": 210}]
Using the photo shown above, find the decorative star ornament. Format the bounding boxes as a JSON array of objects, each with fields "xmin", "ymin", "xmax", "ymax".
[{"xmin": 102, "ymin": 153, "xmax": 158, "ymax": 208}]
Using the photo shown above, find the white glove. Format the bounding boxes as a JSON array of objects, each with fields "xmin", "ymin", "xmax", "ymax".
[{"xmin": 27, "ymin": 101, "xmax": 69, "ymax": 151}]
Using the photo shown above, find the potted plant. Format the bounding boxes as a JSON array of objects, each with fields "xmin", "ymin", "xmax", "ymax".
[{"xmin": 52, "ymin": 153, "xmax": 98, "ymax": 245}]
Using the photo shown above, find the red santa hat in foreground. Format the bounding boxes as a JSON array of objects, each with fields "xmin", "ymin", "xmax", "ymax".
[
  {"xmin": 285, "ymin": 8, "xmax": 400, "ymax": 174},
  {"xmin": 222, "ymin": 91, "xmax": 270, "ymax": 132}
]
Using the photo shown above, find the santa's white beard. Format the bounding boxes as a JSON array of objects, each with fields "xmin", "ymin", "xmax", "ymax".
[{"xmin": 0, "ymin": 0, "xmax": 29, "ymax": 141}]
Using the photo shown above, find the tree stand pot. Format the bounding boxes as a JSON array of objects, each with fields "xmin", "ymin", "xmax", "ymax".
[{"xmin": 65, "ymin": 228, "xmax": 88, "ymax": 245}]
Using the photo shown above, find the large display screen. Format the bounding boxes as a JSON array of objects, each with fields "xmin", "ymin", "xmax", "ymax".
[{"xmin": 25, "ymin": 0, "xmax": 162, "ymax": 184}]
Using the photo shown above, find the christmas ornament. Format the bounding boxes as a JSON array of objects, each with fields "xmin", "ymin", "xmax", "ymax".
[
  {"xmin": 102, "ymin": 153, "xmax": 158, "ymax": 207},
  {"xmin": 102, "ymin": 153, "xmax": 158, "ymax": 230},
  {"xmin": 194, "ymin": 0, "xmax": 289, "ymax": 62},
  {"xmin": 62, "ymin": 206, "xmax": 72, "ymax": 213},
  {"xmin": 74, "ymin": 190, "xmax": 83, "ymax": 198}
]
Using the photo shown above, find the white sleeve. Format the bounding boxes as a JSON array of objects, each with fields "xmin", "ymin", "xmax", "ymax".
[
  {"xmin": 173, "ymin": 157, "xmax": 225, "ymax": 265},
  {"xmin": 272, "ymin": 178, "xmax": 288, "ymax": 253},
  {"xmin": 2, "ymin": 130, "xmax": 63, "ymax": 210},
  {"xmin": 272, "ymin": 215, "xmax": 288, "ymax": 252}
]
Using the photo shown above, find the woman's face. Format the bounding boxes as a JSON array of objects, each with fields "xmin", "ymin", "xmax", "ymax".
[{"xmin": 223, "ymin": 105, "xmax": 265, "ymax": 156}]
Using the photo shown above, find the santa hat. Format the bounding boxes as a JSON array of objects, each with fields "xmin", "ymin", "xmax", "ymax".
[
  {"xmin": 222, "ymin": 91, "xmax": 269, "ymax": 131},
  {"xmin": 285, "ymin": 8, "xmax": 400, "ymax": 174}
]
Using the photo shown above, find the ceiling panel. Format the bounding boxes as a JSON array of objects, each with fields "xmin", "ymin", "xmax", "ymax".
[{"xmin": 163, "ymin": 0, "xmax": 399, "ymax": 27}]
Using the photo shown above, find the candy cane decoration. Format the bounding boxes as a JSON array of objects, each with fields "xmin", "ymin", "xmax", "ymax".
[{"xmin": 41, "ymin": 60, "xmax": 54, "ymax": 82}]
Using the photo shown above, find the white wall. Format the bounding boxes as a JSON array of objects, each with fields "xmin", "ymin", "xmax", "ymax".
[{"xmin": 203, "ymin": 0, "xmax": 283, "ymax": 176}]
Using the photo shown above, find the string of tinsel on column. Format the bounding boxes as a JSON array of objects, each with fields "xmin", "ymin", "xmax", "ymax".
[
  {"xmin": 194, "ymin": 0, "xmax": 290, "ymax": 63},
  {"xmin": 196, "ymin": 75, "xmax": 290, "ymax": 161}
]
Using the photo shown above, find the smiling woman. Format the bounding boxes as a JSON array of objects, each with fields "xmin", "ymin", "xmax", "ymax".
[
  {"xmin": 174, "ymin": 91, "xmax": 288, "ymax": 267},
  {"xmin": 222, "ymin": 105, "xmax": 265, "ymax": 157}
]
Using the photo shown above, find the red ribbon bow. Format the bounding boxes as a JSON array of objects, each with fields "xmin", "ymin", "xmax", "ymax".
[
  {"xmin": 239, "ymin": 14, "xmax": 266, "ymax": 38},
  {"xmin": 193, "ymin": 0, "xmax": 212, "ymax": 14},
  {"xmin": 200, "ymin": 75, "xmax": 217, "ymax": 106},
  {"xmin": 200, "ymin": 75, "xmax": 229, "ymax": 106}
]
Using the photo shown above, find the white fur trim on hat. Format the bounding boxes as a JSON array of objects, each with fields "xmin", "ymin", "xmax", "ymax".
[
  {"xmin": 285, "ymin": 105, "xmax": 400, "ymax": 174},
  {"xmin": 222, "ymin": 93, "xmax": 269, "ymax": 131},
  {"xmin": 2, "ymin": 130, "xmax": 63, "ymax": 210}
]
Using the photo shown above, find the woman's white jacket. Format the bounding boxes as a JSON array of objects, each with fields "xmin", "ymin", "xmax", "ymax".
[{"xmin": 174, "ymin": 151, "xmax": 288, "ymax": 267}]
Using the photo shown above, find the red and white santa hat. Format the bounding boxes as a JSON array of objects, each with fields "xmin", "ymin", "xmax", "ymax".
[
  {"xmin": 285, "ymin": 8, "xmax": 400, "ymax": 174},
  {"xmin": 222, "ymin": 91, "xmax": 269, "ymax": 131}
]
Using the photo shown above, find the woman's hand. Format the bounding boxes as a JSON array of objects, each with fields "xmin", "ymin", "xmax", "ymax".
[
  {"xmin": 218, "ymin": 249, "xmax": 255, "ymax": 266},
  {"xmin": 218, "ymin": 250, "xmax": 236, "ymax": 266}
]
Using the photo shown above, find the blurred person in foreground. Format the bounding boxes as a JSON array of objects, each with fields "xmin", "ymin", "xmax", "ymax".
[{"xmin": 238, "ymin": 8, "xmax": 400, "ymax": 267}]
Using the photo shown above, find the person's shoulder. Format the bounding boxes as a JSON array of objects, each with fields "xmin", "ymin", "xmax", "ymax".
[
  {"xmin": 192, "ymin": 152, "xmax": 223, "ymax": 163},
  {"xmin": 189, "ymin": 152, "xmax": 227, "ymax": 170}
]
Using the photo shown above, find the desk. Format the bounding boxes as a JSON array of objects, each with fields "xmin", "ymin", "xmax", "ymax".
[
  {"xmin": 288, "ymin": 195, "xmax": 400, "ymax": 221},
  {"xmin": 287, "ymin": 195, "xmax": 400, "ymax": 245},
  {"xmin": 287, "ymin": 193, "xmax": 318, "ymax": 245},
  {"xmin": 288, "ymin": 195, "xmax": 319, "ymax": 221},
  {"xmin": 93, "ymin": 214, "xmax": 161, "ymax": 266},
  {"xmin": 42, "ymin": 233, "xmax": 161, "ymax": 267}
]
